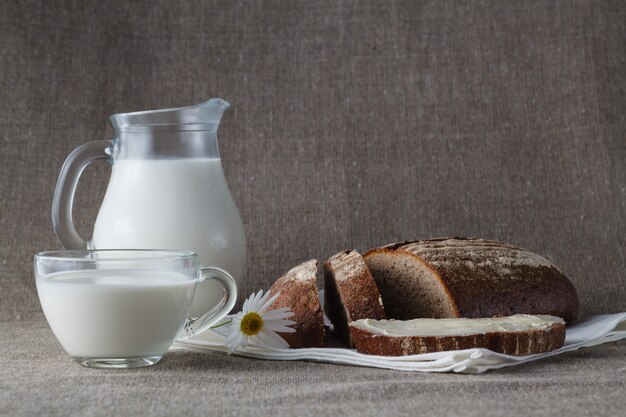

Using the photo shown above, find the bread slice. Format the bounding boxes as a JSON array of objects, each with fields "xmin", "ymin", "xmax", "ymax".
[
  {"xmin": 268, "ymin": 259, "xmax": 324, "ymax": 348},
  {"xmin": 363, "ymin": 238, "xmax": 579, "ymax": 323},
  {"xmin": 349, "ymin": 314, "xmax": 566, "ymax": 356},
  {"xmin": 323, "ymin": 250, "xmax": 386, "ymax": 347}
]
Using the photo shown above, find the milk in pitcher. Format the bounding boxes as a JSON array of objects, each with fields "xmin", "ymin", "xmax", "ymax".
[{"xmin": 92, "ymin": 158, "xmax": 245, "ymax": 317}]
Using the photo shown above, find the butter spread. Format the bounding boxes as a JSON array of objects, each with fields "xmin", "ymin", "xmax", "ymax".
[{"xmin": 350, "ymin": 314, "xmax": 563, "ymax": 337}]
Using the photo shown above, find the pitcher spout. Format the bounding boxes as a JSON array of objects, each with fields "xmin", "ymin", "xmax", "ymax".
[
  {"xmin": 198, "ymin": 98, "xmax": 230, "ymax": 122},
  {"xmin": 110, "ymin": 98, "xmax": 230, "ymax": 131}
]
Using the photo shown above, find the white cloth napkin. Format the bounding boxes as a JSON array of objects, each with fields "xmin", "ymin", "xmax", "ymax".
[{"xmin": 176, "ymin": 305, "xmax": 626, "ymax": 374}]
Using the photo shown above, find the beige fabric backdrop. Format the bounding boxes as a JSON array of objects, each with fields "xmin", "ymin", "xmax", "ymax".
[{"xmin": 0, "ymin": 1, "xmax": 624, "ymax": 416}]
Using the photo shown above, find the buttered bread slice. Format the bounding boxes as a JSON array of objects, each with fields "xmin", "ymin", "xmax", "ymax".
[{"xmin": 349, "ymin": 314, "xmax": 566, "ymax": 356}]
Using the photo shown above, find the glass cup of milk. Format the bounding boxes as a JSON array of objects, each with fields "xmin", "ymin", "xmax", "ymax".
[{"xmin": 34, "ymin": 249, "xmax": 237, "ymax": 369}]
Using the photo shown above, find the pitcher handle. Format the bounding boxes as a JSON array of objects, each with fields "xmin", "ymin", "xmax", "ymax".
[
  {"xmin": 52, "ymin": 140, "xmax": 113, "ymax": 249},
  {"xmin": 177, "ymin": 267, "xmax": 238, "ymax": 341}
]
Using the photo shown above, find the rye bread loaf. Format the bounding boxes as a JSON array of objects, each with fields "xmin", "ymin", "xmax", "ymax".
[
  {"xmin": 363, "ymin": 238, "xmax": 579, "ymax": 323},
  {"xmin": 349, "ymin": 314, "xmax": 566, "ymax": 356},
  {"xmin": 268, "ymin": 259, "xmax": 325, "ymax": 348},
  {"xmin": 323, "ymin": 250, "xmax": 386, "ymax": 347}
]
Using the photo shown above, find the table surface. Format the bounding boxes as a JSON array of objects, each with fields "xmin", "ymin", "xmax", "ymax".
[{"xmin": 1, "ymin": 320, "xmax": 625, "ymax": 417}]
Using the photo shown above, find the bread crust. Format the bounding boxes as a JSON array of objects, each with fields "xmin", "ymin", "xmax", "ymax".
[
  {"xmin": 323, "ymin": 250, "xmax": 386, "ymax": 346},
  {"xmin": 268, "ymin": 259, "xmax": 325, "ymax": 348},
  {"xmin": 349, "ymin": 319, "xmax": 566, "ymax": 356},
  {"xmin": 363, "ymin": 238, "xmax": 579, "ymax": 323}
]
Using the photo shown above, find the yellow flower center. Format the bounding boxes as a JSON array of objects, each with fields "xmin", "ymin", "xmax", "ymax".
[{"xmin": 240, "ymin": 312, "xmax": 264, "ymax": 336}]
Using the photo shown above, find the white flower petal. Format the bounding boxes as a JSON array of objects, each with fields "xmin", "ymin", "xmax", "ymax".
[
  {"xmin": 252, "ymin": 290, "xmax": 265, "ymax": 309},
  {"xmin": 258, "ymin": 292, "xmax": 281, "ymax": 313},
  {"xmin": 269, "ymin": 318, "xmax": 297, "ymax": 325},
  {"xmin": 224, "ymin": 331, "xmax": 242, "ymax": 345},
  {"xmin": 243, "ymin": 290, "xmax": 262, "ymax": 313},
  {"xmin": 266, "ymin": 306, "xmax": 292, "ymax": 314},
  {"xmin": 261, "ymin": 307, "xmax": 293, "ymax": 316},
  {"xmin": 264, "ymin": 323, "xmax": 296, "ymax": 333},
  {"xmin": 264, "ymin": 318, "xmax": 296, "ymax": 327},
  {"xmin": 254, "ymin": 291, "xmax": 270, "ymax": 311},
  {"xmin": 223, "ymin": 328, "xmax": 241, "ymax": 345},
  {"xmin": 254, "ymin": 329, "xmax": 290, "ymax": 349},
  {"xmin": 235, "ymin": 334, "xmax": 247, "ymax": 350},
  {"xmin": 261, "ymin": 310, "xmax": 294, "ymax": 320},
  {"xmin": 267, "ymin": 319, "xmax": 297, "ymax": 328},
  {"xmin": 225, "ymin": 333, "xmax": 244, "ymax": 354},
  {"xmin": 223, "ymin": 332, "xmax": 237, "ymax": 344},
  {"xmin": 239, "ymin": 335, "xmax": 249, "ymax": 349}
]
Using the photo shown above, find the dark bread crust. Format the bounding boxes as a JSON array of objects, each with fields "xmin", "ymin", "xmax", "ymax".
[
  {"xmin": 268, "ymin": 259, "xmax": 325, "ymax": 348},
  {"xmin": 349, "ymin": 320, "xmax": 566, "ymax": 356},
  {"xmin": 363, "ymin": 238, "xmax": 579, "ymax": 323},
  {"xmin": 323, "ymin": 250, "xmax": 386, "ymax": 346}
]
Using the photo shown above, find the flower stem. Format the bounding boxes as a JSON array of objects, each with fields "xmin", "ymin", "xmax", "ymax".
[{"xmin": 210, "ymin": 318, "xmax": 233, "ymax": 329}]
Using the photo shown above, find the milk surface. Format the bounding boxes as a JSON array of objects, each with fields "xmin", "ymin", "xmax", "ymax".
[
  {"xmin": 36, "ymin": 270, "xmax": 196, "ymax": 358},
  {"xmin": 91, "ymin": 158, "xmax": 246, "ymax": 317}
]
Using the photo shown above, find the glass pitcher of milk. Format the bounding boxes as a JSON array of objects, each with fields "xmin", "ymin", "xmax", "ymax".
[{"xmin": 51, "ymin": 99, "xmax": 246, "ymax": 317}]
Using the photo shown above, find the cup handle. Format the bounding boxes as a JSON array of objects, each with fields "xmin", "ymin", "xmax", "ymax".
[
  {"xmin": 52, "ymin": 140, "xmax": 113, "ymax": 249},
  {"xmin": 177, "ymin": 267, "xmax": 238, "ymax": 341}
]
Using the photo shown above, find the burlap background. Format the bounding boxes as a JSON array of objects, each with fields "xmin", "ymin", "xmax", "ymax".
[{"xmin": 0, "ymin": 1, "xmax": 624, "ymax": 416}]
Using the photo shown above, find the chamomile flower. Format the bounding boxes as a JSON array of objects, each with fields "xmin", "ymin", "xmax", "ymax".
[{"xmin": 224, "ymin": 290, "xmax": 296, "ymax": 354}]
